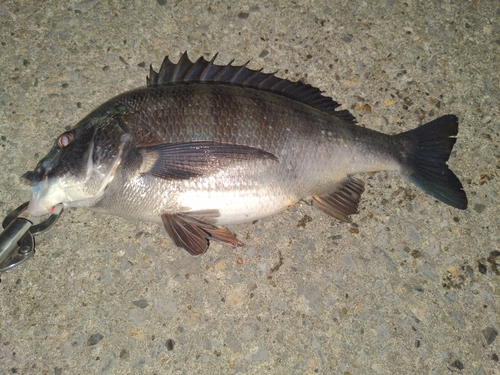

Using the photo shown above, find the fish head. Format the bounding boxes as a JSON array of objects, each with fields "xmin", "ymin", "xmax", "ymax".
[{"xmin": 22, "ymin": 106, "xmax": 129, "ymax": 216}]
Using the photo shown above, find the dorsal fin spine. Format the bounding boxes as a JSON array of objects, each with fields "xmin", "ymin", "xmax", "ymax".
[
  {"xmin": 241, "ymin": 69, "xmax": 262, "ymax": 86},
  {"xmin": 256, "ymin": 72, "xmax": 277, "ymax": 88},
  {"xmin": 183, "ymin": 59, "xmax": 199, "ymax": 81},
  {"xmin": 199, "ymin": 58, "xmax": 212, "ymax": 82},
  {"xmin": 230, "ymin": 63, "xmax": 249, "ymax": 83},
  {"xmin": 173, "ymin": 55, "xmax": 183, "ymax": 81}
]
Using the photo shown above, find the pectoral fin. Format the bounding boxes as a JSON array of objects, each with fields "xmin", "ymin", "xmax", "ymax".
[
  {"xmin": 312, "ymin": 177, "xmax": 365, "ymax": 222},
  {"xmin": 161, "ymin": 210, "xmax": 243, "ymax": 256},
  {"xmin": 140, "ymin": 141, "xmax": 277, "ymax": 180}
]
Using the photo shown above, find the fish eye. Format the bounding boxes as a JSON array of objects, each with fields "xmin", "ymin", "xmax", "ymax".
[{"xmin": 57, "ymin": 132, "xmax": 74, "ymax": 148}]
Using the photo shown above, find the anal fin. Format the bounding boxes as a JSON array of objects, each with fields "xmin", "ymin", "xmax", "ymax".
[
  {"xmin": 161, "ymin": 210, "xmax": 243, "ymax": 256},
  {"xmin": 312, "ymin": 177, "xmax": 365, "ymax": 222}
]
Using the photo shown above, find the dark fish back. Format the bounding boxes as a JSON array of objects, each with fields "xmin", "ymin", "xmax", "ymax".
[{"xmin": 114, "ymin": 83, "xmax": 339, "ymax": 153}]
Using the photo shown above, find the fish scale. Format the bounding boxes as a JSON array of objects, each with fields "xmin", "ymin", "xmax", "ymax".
[{"xmin": 22, "ymin": 53, "xmax": 467, "ymax": 256}]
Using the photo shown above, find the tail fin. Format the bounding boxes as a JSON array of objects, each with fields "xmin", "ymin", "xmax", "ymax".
[{"xmin": 394, "ymin": 115, "xmax": 467, "ymax": 209}]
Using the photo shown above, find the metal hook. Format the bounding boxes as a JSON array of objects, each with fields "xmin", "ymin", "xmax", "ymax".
[{"xmin": 0, "ymin": 202, "xmax": 63, "ymax": 272}]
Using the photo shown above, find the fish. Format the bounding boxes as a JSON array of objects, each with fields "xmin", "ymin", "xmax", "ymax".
[{"xmin": 21, "ymin": 52, "xmax": 468, "ymax": 255}]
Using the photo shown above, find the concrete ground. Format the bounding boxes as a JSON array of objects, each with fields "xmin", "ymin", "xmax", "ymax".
[{"xmin": 0, "ymin": 1, "xmax": 499, "ymax": 374}]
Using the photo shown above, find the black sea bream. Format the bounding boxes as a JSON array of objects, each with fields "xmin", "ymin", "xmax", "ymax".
[{"xmin": 22, "ymin": 53, "xmax": 467, "ymax": 255}]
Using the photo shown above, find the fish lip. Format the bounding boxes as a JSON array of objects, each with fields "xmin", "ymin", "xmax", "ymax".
[
  {"xmin": 21, "ymin": 166, "xmax": 47, "ymax": 186},
  {"xmin": 21, "ymin": 177, "xmax": 32, "ymax": 186},
  {"xmin": 27, "ymin": 198, "xmax": 59, "ymax": 217},
  {"xmin": 26, "ymin": 179, "xmax": 64, "ymax": 217},
  {"xmin": 21, "ymin": 171, "xmax": 36, "ymax": 185}
]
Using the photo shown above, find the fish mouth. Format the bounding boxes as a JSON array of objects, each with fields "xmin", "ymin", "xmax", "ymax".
[
  {"xmin": 23, "ymin": 179, "xmax": 63, "ymax": 217},
  {"xmin": 21, "ymin": 163, "xmax": 49, "ymax": 185},
  {"xmin": 27, "ymin": 201, "xmax": 60, "ymax": 217},
  {"xmin": 27, "ymin": 202, "xmax": 62, "ymax": 217},
  {"xmin": 21, "ymin": 170, "xmax": 39, "ymax": 186}
]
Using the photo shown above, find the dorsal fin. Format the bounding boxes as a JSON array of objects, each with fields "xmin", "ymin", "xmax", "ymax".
[{"xmin": 147, "ymin": 52, "xmax": 356, "ymax": 123}]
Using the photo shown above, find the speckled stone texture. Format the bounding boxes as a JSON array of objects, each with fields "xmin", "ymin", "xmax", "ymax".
[{"xmin": 0, "ymin": 1, "xmax": 499, "ymax": 374}]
